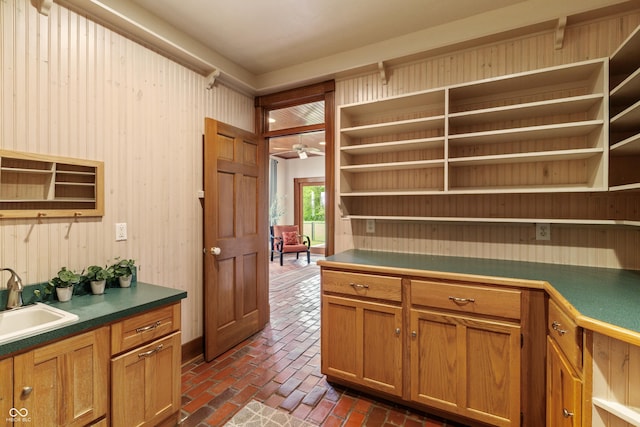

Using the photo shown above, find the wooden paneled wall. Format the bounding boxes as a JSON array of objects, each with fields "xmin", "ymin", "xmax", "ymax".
[
  {"xmin": 335, "ymin": 10, "xmax": 640, "ymax": 270},
  {"xmin": 592, "ymin": 332, "xmax": 640, "ymax": 426},
  {"xmin": 0, "ymin": 0, "xmax": 254, "ymax": 344}
]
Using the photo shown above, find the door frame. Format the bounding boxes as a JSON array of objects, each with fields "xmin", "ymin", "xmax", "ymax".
[
  {"xmin": 255, "ymin": 80, "xmax": 335, "ymax": 257},
  {"xmin": 294, "ymin": 177, "xmax": 326, "ymax": 255}
]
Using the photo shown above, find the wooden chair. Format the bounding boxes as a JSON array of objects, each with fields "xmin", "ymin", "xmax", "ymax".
[{"xmin": 270, "ymin": 225, "xmax": 311, "ymax": 266}]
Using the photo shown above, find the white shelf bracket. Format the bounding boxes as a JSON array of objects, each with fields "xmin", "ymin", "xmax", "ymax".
[
  {"xmin": 32, "ymin": 0, "xmax": 53, "ymax": 16},
  {"xmin": 378, "ymin": 61, "xmax": 388, "ymax": 85},
  {"xmin": 555, "ymin": 17, "xmax": 567, "ymax": 50},
  {"xmin": 206, "ymin": 70, "xmax": 221, "ymax": 90}
]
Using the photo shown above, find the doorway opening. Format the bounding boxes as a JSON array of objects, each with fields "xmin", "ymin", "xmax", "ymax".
[
  {"xmin": 256, "ymin": 81, "xmax": 335, "ymax": 263},
  {"xmin": 294, "ymin": 177, "xmax": 325, "ymax": 255}
]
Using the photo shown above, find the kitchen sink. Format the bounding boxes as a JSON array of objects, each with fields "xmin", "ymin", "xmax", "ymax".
[{"xmin": 0, "ymin": 303, "xmax": 79, "ymax": 345}]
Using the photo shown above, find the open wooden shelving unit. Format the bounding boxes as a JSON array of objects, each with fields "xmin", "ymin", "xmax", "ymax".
[
  {"xmin": 338, "ymin": 58, "xmax": 612, "ymax": 225},
  {"xmin": 0, "ymin": 149, "xmax": 104, "ymax": 219},
  {"xmin": 609, "ymin": 24, "xmax": 640, "ymax": 192}
]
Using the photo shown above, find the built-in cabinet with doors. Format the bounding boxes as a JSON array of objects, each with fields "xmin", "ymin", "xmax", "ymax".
[
  {"xmin": 0, "ymin": 302, "xmax": 182, "ymax": 427},
  {"xmin": 546, "ymin": 298, "xmax": 585, "ymax": 427},
  {"xmin": 11, "ymin": 327, "xmax": 110, "ymax": 426},
  {"xmin": 320, "ymin": 266, "xmax": 544, "ymax": 427},
  {"xmin": 321, "ymin": 270, "xmax": 403, "ymax": 397},
  {"xmin": 409, "ymin": 280, "xmax": 522, "ymax": 427}
]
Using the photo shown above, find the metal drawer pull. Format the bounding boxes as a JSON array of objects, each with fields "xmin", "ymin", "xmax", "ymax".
[
  {"xmin": 349, "ymin": 283, "xmax": 369, "ymax": 289},
  {"xmin": 448, "ymin": 296, "xmax": 475, "ymax": 304},
  {"xmin": 412, "ymin": 331, "xmax": 417, "ymax": 338},
  {"xmin": 138, "ymin": 344, "xmax": 164, "ymax": 358},
  {"xmin": 562, "ymin": 408, "xmax": 574, "ymax": 418},
  {"xmin": 136, "ymin": 320, "xmax": 162, "ymax": 333},
  {"xmin": 395, "ymin": 328, "xmax": 401, "ymax": 336},
  {"xmin": 21, "ymin": 386, "xmax": 33, "ymax": 397},
  {"xmin": 552, "ymin": 321, "xmax": 567, "ymax": 336}
]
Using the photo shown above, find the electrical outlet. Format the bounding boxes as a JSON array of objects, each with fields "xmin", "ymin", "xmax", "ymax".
[
  {"xmin": 115, "ymin": 223, "xmax": 127, "ymax": 241},
  {"xmin": 535, "ymin": 223, "xmax": 550, "ymax": 241},
  {"xmin": 366, "ymin": 219, "xmax": 375, "ymax": 233}
]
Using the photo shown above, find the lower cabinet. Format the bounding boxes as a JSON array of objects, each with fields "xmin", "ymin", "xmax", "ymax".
[
  {"xmin": 321, "ymin": 295, "xmax": 403, "ymax": 396},
  {"xmin": 321, "ymin": 268, "xmax": 531, "ymax": 427},
  {"xmin": 547, "ymin": 337, "xmax": 582, "ymax": 427},
  {"xmin": 13, "ymin": 327, "xmax": 110, "ymax": 427},
  {"xmin": 546, "ymin": 298, "xmax": 583, "ymax": 426},
  {"xmin": 111, "ymin": 331, "xmax": 182, "ymax": 427},
  {"xmin": 410, "ymin": 309, "xmax": 521, "ymax": 427}
]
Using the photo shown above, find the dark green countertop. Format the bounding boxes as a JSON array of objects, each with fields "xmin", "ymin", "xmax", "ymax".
[
  {"xmin": 0, "ymin": 282, "xmax": 187, "ymax": 357},
  {"xmin": 320, "ymin": 249, "xmax": 640, "ymax": 342}
]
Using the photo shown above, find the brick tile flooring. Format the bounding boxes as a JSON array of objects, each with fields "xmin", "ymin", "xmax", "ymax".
[{"xmin": 180, "ymin": 256, "xmax": 467, "ymax": 426}]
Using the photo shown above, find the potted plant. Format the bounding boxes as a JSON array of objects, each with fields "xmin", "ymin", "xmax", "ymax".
[
  {"xmin": 48, "ymin": 267, "xmax": 81, "ymax": 302},
  {"xmin": 86, "ymin": 264, "xmax": 114, "ymax": 295},
  {"xmin": 112, "ymin": 258, "xmax": 135, "ymax": 287}
]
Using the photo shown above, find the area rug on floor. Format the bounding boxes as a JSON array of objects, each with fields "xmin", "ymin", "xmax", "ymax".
[{"xmin": 223, "ymin": 400, "xmax": 314, "ymax": 427}]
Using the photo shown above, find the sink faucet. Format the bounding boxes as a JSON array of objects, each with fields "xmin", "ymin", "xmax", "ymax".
[{"xmin": 2, "ymin": 268, "xmax": 23, "ymax": 309}]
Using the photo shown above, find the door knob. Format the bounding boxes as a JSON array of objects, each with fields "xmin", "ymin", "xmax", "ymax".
[{"xmin": 210, "ymin": 247, "xmax": 221, "ymax": 256}]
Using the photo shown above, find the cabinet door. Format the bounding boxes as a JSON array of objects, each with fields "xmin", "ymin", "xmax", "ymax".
[
  {"xmin": 111, "ymin": 331, "xmax": 181, "ymax": 427},
  {"xmin": 13, "ymin": 327, "xmax": 109, "ymax": 427},
  {"xmin": 1, "ymin": 358, "xmax": 12, "ymax": 427},
  {"xmin": 410, "ymin": 309, "xmax": 521, "ymax": 427},
  {"xmin": 322, "ymin": 295, "xmax": 403, "ymax": 396},
  {"xmin": 547, "ymin": 337, "xmax": 582, "ymax": 427}
]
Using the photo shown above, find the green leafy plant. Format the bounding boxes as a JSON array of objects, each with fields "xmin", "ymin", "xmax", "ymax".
[
  {"xmin": 86, "ymin": 265, "xmax": 114, "ymax": 281},
  {"xmin": 112, "ymin": 258, "xmax": 135, "ymax": 278},
  {"xmin": 48, "ymin": 267, "xmax": 82, "ymax": 288}
]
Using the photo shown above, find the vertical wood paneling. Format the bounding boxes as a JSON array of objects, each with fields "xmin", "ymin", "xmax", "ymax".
[
  {"xmin": 0, "ymin": 0, "xmax": 254, "ymax": 344},
  {"xmin": 336, "ymin": 10, "xmax": 640, "ymax": 270}
]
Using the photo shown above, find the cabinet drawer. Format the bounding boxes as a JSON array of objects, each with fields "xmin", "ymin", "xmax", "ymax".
[
  {"xmin": 322, "ymin": 270, "xmax": 402, "ymax": 302},
  {"xmin": 411, "ymin": 280, "xmax": 521, "ymax": 320},
  {"xmin": 548, "ymin": 298, "xmax": 582, "ymax": 371},
  {"xmin": 111, "ymin": 303, "xmax": 181, "ymax": 355}
]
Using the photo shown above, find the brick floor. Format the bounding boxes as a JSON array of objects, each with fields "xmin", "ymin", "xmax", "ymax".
[{"xmin": 180, "ymin": 256, "xmax": 467, "ymax": 426}]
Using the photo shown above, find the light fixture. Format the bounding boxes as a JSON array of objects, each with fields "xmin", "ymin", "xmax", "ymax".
[
  {"xmin": 319, "ymin": 141, "xmax": 326, "ymax": 146},
  {"xmin": 298, "ymin": 151, "xmax": 308, "ymax": 159}
]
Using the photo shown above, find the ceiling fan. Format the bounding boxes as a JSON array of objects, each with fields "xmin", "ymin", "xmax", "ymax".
[{"xmin": 292, "ymin": 143, "xmax": 324, "ymax": 159}]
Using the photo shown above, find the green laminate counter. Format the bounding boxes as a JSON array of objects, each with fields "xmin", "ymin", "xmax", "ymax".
[
  {"xmin": 0, "ymin": 282, "xmax": 187, "ymax": 357},
  {"xmin": 319, "ymin": 249, "xmax": 640, "ymax": 345}
]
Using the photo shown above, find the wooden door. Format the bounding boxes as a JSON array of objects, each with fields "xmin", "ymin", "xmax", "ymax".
[
  {"xmin": 13, "ymin": 327, "xmax": 109, "ymax": 427},
  {"xmin": 547, "ymin": 337, "xmax": 582, "ymax": 427},
  {"xmin": 111, "ymin": 332, "xmax": 182, "ymax": 427},
  {"xmin": 203, "ymin": 118, "xmax": 269, "ymax": 361}
]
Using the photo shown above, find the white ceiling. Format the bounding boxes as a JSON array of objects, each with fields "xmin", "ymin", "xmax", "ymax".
[
  {"xmin": 130, "ymin": 0, "xmax": 524, "ymax": 75},
  {"xmin": 59, "ymin": 0, "xmax": 635, "ymax": 93}
]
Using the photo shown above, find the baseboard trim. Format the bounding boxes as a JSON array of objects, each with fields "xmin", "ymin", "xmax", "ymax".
[{"xmin": 181, "ymin": 336, "xmax": 203, "ymax": 365}]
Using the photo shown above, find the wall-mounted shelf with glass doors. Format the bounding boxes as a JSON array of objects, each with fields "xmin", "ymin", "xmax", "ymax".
[
  {"xmin": 337, "ymin": 58, "xmax": 609, "ymax": 224},
  {"xmin": 609, "ymin": 24, "xmax": 640, "ymax": 191},
  {"xmin": 0, "ymin": 149, "xmax": 104, "ymax": 219}
]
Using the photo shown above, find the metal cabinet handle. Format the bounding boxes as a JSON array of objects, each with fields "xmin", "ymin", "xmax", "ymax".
[
  {"xmin": 448, "ymin": 296, "xmax": 475, "ymax": 303},
  {"xmin": 21, "ymin": 387, "xmax": 33, "ymax": 398},
  {"xmin": 562, "ymin": 408, "xmax": 574, "ymax": 418},
  {"xmin": 349, "ymin": 283, "xmax": 369, "ymax": 289},
  {"xmin": 136, "ymin": 320, "xmax": 161, "ymax": 333},
  {"xmin": 395, "ymin": 328, "xmax": 401, "ymax": 336},
  {"xmin": 552, "ymin": 321, "xmax": 567, "ymax": 336},
  {"xmin": 138, "ymin": 344, "xmax": 164, "ymax": 358},
  {"xmin": 411, "ymin": 331, "xmax": 417, "ymax": 338}
]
